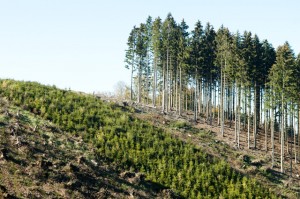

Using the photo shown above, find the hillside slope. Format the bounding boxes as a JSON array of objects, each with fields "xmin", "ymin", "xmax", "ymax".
[
  {"xmin": 0, "ymin": 98, "xmax": 173, "ymax": 198},
  {"xmin": 132, "ymin": 104, "xmax": 300, "ymax": 198},
  {"xmin": 0, "ymin": 79, "xmax": 281, "ymax": 198}
]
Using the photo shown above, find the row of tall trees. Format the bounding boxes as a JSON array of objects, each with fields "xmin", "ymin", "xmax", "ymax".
[{"xmin": 125, "ymin": 13, "xmax": 300, "ymax": 174}]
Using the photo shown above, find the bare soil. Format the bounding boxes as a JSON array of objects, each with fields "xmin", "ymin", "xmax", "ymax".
[{"xmin": 0, "ymin": 99, "xmax": 177, "ymax": 199}]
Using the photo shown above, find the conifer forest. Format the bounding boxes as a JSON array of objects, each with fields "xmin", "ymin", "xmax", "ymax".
[{"xmin": 125, "ymin": 13, "xmax": 300, "ymax": 178}]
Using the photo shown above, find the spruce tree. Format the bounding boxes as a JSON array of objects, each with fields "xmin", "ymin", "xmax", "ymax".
[
  {"xmin": 151, "ymin": 17, "xmax": 162, "ymax": 107},
  {"xmin": 190, "ymin": 20, "xmax": 204, "ymax": 122},
  {"xmin": 177, "ymin": 19, "xmax": 189, "ymax": 116},
  {"xmin": 125, "ymin": 26, "xmax": 138, "ymax": 101},
  {"xmin": 202, "ymin": 23, "xmax": 217, "ymax": 125},
  {"xmin": 215, "ymin": 26, "xmax": 233, "ymax": 136},
  {"xmin": 269, "ymin": 42, "xmax": 296, "ymax": 173}
]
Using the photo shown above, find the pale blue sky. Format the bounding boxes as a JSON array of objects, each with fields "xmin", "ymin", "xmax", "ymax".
[{"xmin": 1, "ymin": 0, "xmax": 299, "ymax": 93}]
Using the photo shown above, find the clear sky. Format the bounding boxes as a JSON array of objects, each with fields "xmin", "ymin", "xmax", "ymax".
[{"xmin": 1, "ymin": 0, "xmax": 299, "ymax": 93}]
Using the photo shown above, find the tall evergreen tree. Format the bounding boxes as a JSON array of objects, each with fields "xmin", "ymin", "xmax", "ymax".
[
  {"xmin": 241, "ymin": 31, "xmax": 257, "ymax": 148},
  {"xmin": 144, "ymin": 16, "xmax": 153, "ymax": 104},
  {"xmin": 261, "ymin": 40, "xmax": 276, "ymax": 151},
  {"xmin": 125, "ymin": 26, "xmax": 138, "ymax": 101},
  {"xmin": 135, "ymin": 23, "xmax": 148, "ymax": 103},
  {"xmin": 151, "ymin": 17, "xmax": 162, "ymax": 107},
  {"xmin": 269, "ymin": 42, "xmax": 295, "ymax": 173},
  {"xmin": 215, "ymin": 26, "xmax": 233, "ymax": 136},
  {"xmin": 202, "ymin": 23, "xmax": 217, "ymax": 125},
  {"xmin": 161, "ymin": 13, "xmax": 177, "ymax": 112},
  {"xmin": 190, "ymin": 20, "xmax": 204, "ymax": 122},
  {"xmin": 231, "ymin": 32, "xmax": 246, "ymax": 148},
  {"xmin": 177, "ymin": 19, "xmax": 189, "ymax": 115}
]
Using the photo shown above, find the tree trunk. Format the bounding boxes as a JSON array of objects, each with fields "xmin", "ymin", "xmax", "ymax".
[
  {"xmin": 130, "ymin": 64, "xmax": 134, "ymax": 101},
  {"xmin": 265, "ymin": 93, "xmax": 268, "ymax": 151},
  {"xmin": 218, "ymin": 82, "xmax": 220, "ymax": 126},
  {"xmin": 170, "ymin": 72, "xmax": 172, "ymax": 110},
  {"xmin": 243, "ymin": 88, "xmax": 247, "ymax": 129},
  {"xmin": 146, "ymin": 54, "xmax": 150, "ymax": 105},
  {"xmin": 205, "ymin": 83, "xmax": 209, "ymax": 122},
  {"xmin": 293, "ymin": 106, "xmax": 296, "ymax": 164},
  {"xmin": 237, "ymin": 83, "xmax": 241, "ymax": 148},
  {"xmin": 213, "ymin": 84, "xmax": 217, "ymax": 122},
  {"xmin": 175, "ymin": 65, "xmax": 178, "ymax": 112},
  {"xmin": 286, "ymin": 105, "xmax": 289, "ymax": 155},
  {"xmin": 229, "ymin": 84, "xmax": 234, "ymax": 128},
  {"xmin": 199, "ymin": 79, "xmax": 202, "ymax": 116},
  {"xmin": 209, "ymin": 75, "xmax": 213, "ymax": 125},
  {"xmin": 271, "ymin": 99, "xmax": 274, "ymax": 168},
  {"xmin": 185, "ymin": 88, "xmax": 188, "ymax": 111},
  {"xmin": 256, "ymin": 84, "xmax": 261, "ymax": 126},
  {"xmin": 235, "ymin": 84, "xmax": 238, "ymax": 143},
  {"xmin": 138, "ymin": 61, "xmax": 142, "ymax": 103},
  {"xmin": 281, "ymin": 92, "xmax": 284, "ymax": 173},
  {"xmin": 260, "ymin": 88, "xmax": 263, "ymax": 126},
  {"xmin": 226, "ymin": 85, "xmax": 230, "ymax": 121},
  {"xmin": 253, "ymin": 82, "xmax": 257, "ymax": 149},
  {"xmin": 166, "ymin": 49, "xmax": 169, "ymax": 112},
  {"xmin": 248, "ymin": 87, "xmax": 251, "ymax": 149},
  {"xmin": 194, "ymin": 71, "xmax": 198, "ymax": 122},
  {"xmin": 298, "ymin": 105, "xmax": 300, "ymax": 164},
  {"xmin": 179, "ymin": 67, "xmax": 182, "ymax": 116},
  {"xmin": 221, "ymin": 67, "xmax": 225, "ymax": 137},
  {"xmin": 162, "ymin": 62, "xmax": 166, "ymax": 112},
  {"xmin": 152, "ymin": 57, "xmax": 157, "ymax": 107}
]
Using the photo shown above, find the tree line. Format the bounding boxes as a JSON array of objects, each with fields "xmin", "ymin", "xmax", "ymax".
[{"xmin": 125, "ymin": 13, "xmax": 300, "ymax": 174}]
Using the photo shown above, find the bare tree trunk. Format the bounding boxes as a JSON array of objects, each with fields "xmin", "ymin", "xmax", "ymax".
[
  {"xmin": 221, "ymin": 66, "xmax": 225, "ymax": 137},
  {"xmin": 235, "ymin": 84, "xmax": 237, "ymax": 143},
  {"xmin": 237, "ymin": 83, "xmax": 241, "ymax": 148},
  {"xmin": 286, "ymin": 105, "xmax": 289, "ymax": 155},
  {"xmin": 293, "ymin": 105, "xmax": 296, "ymax": 164},
  {"xmin": 130, "ymin": 64, "xmax": 134, "ymax": 101},
  {"xmin": 185, "ymin": 88, "xmax": 188, "ymax": 111},
  {"xmin": 298, "ymin": 105, "xmax": 300, "ymax": 164},
  {"xmin": 175, "ymin": 65, "xmax": 178, "ymax": 112},
  {"xmin": 206, "ymin": 83, "xmax": 209, "ymax": 121},
  {"xmin": 265, "ymin": 93, "xmax": 268, "ymax": 151},
  {"xmin": 218, "ymin": 82, "xmax": 220, "ymax": 126},
  {"xmin": 248, "ymin": 87, "xmax": 251, "ymax": 149},
  {"xmin": 260, "ymin": 88, "xmax": 263, "ymax": 126},
  {"xmin": 209, "ymin": 75, "xmax": 213, "ymax": 125},
  {"xmin": 168, "ymin": 70, "xmax": 173, "ymax": 111},
  {"xmin": 290, "ymin": 136, "xmax": 293, "ymax": 177},
  {"xmin": 152, "ymin": 57, "xmax": 157, "ymax": 107},
  {"xmin": 138, "ymin": 61, "xmax": 142, "ymax": 104},
  {"xmin": 146, "ymin": 54, "xmax": 150, "ymax": 105},
  {"xmin": 281, "ymin": 92, "xmax": 284, "ymax": 173},
  {"xmin": 199, "ymin": 79, "xmax": 202, "ymax": 116},
  {"xmin": 235, "ymin": 84, "xmax": 238, "ymax": 143},
  {"xmin": 179, "ymin": 67, "xmax": 182, "ymax": 116},
  {"xmin": 226, "ymin": 85, "xmax": 230, "ymax": 122},
  {"xmin": 166, "ymin": 50, "xmax": 169, "ymax": 112},
  {"xmin": 194, "ymin": 70, "xmax": 198, "ymax": 122},
  {"xmin": 213, "ymin": 84, "xmax": 217, "ymax": 121},
  {"xmin": 169, "ymin": 62, "xmax": 172, "ymax": 111},
  {"xmin": 243, "ymin": 88, "xmax": 247, "ymax": 130},
  {"xmin": 253, "ymin": 82, "xmax": 257, "ymax": 149},
  {"xmin": 229, "ymin": 84, "xmax": 234, "ymax": 128},
  {"xmin": 271, "ymin": 99, "xmax": 275, "ymax": 168},
  {"xmin": 162, "ymin": 62, "xmax": 166, "ymax": 112}
]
